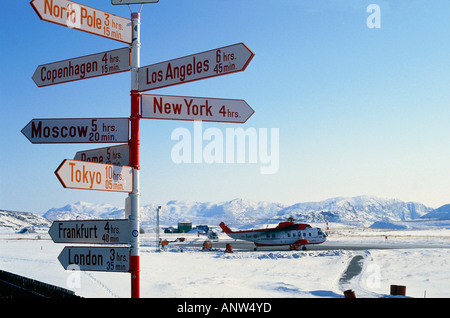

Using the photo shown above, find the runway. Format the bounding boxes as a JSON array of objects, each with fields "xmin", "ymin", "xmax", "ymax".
[{"xmin": 183, "ymin": 238, "xmax": 449, "ymax": 252}]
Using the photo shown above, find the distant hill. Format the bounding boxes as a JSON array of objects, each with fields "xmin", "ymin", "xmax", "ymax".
[
  {"xmin": 2, "ymin": 196, "xmax": 444, "ymax": 230},
  {"xmin": 0, "ymin": 210, "xmax": 51, "ymax": 229},
  {"xmin": 422, "ymin": 204, "xmax": 450, "ymax": 219},
  {"xmin": 41, "ymin": 196, "xmax": 434, "ymax": 227},
  {"xmin": 276, "ymin": 196, "xmax": 432, "ymax": 226},
  {"xmin": 43, "ymin": 201, "xmax": 124, "ymax": 221}
]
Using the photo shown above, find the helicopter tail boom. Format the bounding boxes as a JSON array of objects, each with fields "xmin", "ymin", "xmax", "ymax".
[{"xmin": 219, "ymin": 222, "xmax": 232, "ymax": 234}]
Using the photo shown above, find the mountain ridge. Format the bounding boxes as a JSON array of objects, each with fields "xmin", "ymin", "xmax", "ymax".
[
  {"xmin": 2, "ymin": 195, "xmax": 447, "ymax": 230},
  {"xmin": 40, "ymin": 195, "xmax": 436, "ymax": 227}
]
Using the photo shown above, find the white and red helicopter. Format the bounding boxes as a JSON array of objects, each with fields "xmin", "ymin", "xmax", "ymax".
[{"xmin": 219, "ymin": 218, "xmax": 327, "ymax": 251}]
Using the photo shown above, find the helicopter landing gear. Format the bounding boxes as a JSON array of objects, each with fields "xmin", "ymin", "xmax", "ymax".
[{"xmin": 289, "ymin": 244, "xmax": 307, "ymax": 251}]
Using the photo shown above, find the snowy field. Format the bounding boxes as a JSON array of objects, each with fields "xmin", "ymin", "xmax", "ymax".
[{"xmin": 1, "ymin": 225, "xmax": 449, "ymax": 299}]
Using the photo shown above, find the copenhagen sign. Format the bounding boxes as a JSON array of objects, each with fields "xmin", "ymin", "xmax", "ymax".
[{"xmin": 32, "ymin": 47, "xmax": 130, "ymax": 87}]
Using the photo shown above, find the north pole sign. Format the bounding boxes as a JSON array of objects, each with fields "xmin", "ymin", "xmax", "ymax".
[
  {"xmin": 21, "ymin": 118, "xmax": 129, "ymax": 144},
  {"xmin": 138, "ymin": 43, "xmax": 254, "ymax": 92},
  {"xmin": 141, "ymin": 94, "xmax": 254, "ymax": 123},
  {"xmin": 30, "ymin": 0, "xmax": 132, "ymax": 44},
  {"xmin": 55, "ymin": 159, "xmax": 133, "ymax": 192},
  {"xmin": 32, "ymin": 47, "xmax": 130, "ymax": 87}
]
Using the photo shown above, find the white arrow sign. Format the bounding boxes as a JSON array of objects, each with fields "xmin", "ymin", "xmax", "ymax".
[
  {"xmin": 33, "ymin": 47, "xmax": 130, "ymax": 87},
  {"xmin": 21, "ymin": 118, "xmax": 129, "ymax": 144},
  {"xmin": 138, "ymin": 43, "xmax": 254, "ymax": 92},
  {"xmin": 58, "ymin": 246, "xmax": 130, "ymax": 272},
  {"xmin": 112, "ymin": 0, "xmax": 159, "ymax": 4},
  {"xmin": 74, "ymin": 144, "xmax": 130, "ymax": 166},
  {"xmin": 30, "ymin": 0, "xmax": 132, "ymax": 44},
  {"xmin": 141, "ymin": 94, "xmax": 255, "ymax": 123},
  {"xmin": 55, "ymin": 159, "xmax": 133, "ymax": 192},
  {"xmin": 49, "ymin": 219, "xmax": 130, "ymax": 244}
]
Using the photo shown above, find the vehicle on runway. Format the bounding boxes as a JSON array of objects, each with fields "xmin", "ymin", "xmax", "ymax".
[{"xmin": 220, "ymin": 218, "xmax": 327, "ymax": 251}]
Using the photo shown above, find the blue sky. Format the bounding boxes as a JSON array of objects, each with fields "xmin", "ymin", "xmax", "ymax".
[{"xmin": 1, "ymin": 0, "xmax": 449, "ymax": 213}]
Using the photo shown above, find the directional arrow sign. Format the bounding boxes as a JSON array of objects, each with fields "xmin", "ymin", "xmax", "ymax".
[
  {"xmin": 58, "ymin": 246, "xmax": 130, "ymax": 272},
  {"xmin": 74, "ymin": 144, "xmax": 130, "ymax": 166},
  {"xmin": 21, "ymin": 118, "xmax": 129, "ymax": 144},
  {"xmin": 33, "ymin": 47, "xmax": 130, "ymax": 87},
  {"xmin": 112, "ymin": 0, "xmax": 159, "ymax": 4},
  {"xmin": 138, "ymin": 43, "xmax": 254, "ymax": 92},
  {"xmin": 49, "ymin": 219, "xmax": 130, "ymax": 244},
  {"xmin": 55, "ymin": 159, "xmax": 133, "ymax": 192},
  {"xmin": 141, "ymin": 94, "xmax": 255, "ymax": 123},
  {"xmin": 30, "ymin": 0, "xmax": 132, "ymax": 44}
]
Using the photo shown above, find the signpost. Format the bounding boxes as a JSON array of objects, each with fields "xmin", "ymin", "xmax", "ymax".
[
  {"xmin": 30, "ymin": 0, "xmax": 132, "ymax": 44},
  {"xmin": 49, "ymin": 219, "xmax": 130, "ymax": 244},
  {"xmin": 128, "ymin": 12, "xmax": 141, "ymax": 299},
  {"xmin": 32, "ymin": 47, "xmax": 130, "ymax": 87},
  {"xmin": 74, "ymin": 144, "xmax": 130, "ymax": 166},
  {"xmin": 138, "ymin": 43, "xmax": 254, "ymax": 92},
  {"xmin": 27, "ymin": 0, "xmax": 255, "ymax": 299},
  {"xmin": 55, "ymin": 159, "xmax": 133, "ymax": 192},
  {"xmin": 141, "ymin": 94, "xmax": 254, "ymax": 123},
  {"xmin": 21, "ymin": 118, "xmax": 129, "ymax": 144},
  {"xmin": 112, "ymin": 0, "xmax": 159, "ymax": 4},
  {"xmin": 58, "ymin": 246, "xmax": 130, "ymax": 272}
]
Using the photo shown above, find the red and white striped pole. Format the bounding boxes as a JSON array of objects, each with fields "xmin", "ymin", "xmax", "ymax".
[{"xmin": 129, "ymin": 11, "xmax": 141, "ymax": 299}]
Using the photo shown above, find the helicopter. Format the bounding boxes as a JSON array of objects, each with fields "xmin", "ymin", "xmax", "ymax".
[{"xmin": 219, "ymin": 217, "xmax": 327, "ymax": 251}]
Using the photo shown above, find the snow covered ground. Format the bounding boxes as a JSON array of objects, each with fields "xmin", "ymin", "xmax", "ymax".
[{"xmin": 0, "ymin": 225, "xmax": 449, "ymax": 298}]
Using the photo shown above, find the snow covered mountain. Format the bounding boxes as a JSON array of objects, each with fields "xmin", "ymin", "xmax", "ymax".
[
  {"xmin": 41, "ymin": 198, "xmax": 286, "ymax": 228},
  {"xmin": 422, "ymin": 204, "xmax": 450, "ymax": 219},
  {"xmin": 38, "ymin": 196, "xmax": 434, "ymax": 228},
  {"xmin": 0, "ymin": 209, "xmax": 51, "ymax": 229},
  {"xmin": 276, "ymin": 196, "xmax": 433, "ymax": 226},
  {"xmin": 139, "ymin": 198, "xmax": 287, "ymax": 227},
  {"xmin": 43, "ymin": 201, "xmax": 124, "ymax": 221},
  {"xmin": 2, "ymin": 196, "xmax": 444, "ymax": 230}
]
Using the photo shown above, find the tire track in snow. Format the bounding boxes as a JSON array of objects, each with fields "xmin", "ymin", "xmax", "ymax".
[
  {"xmin": 338, "ymin": 251, "xmax": 384, "ymax": 297},
  {"xmin": 339, "ymin": 254, "xmax": 365, "ymax": 292},
  {"xmin": 82, "ymin": 272, "xmax": 120, "ymax": 298}
]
